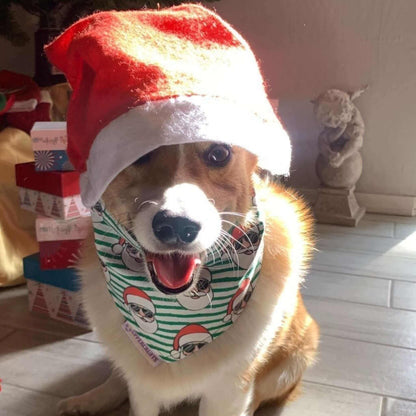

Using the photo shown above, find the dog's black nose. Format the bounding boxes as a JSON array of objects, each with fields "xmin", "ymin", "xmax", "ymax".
[{"xmin": 152, "ymin": 211, "xmax": 201, "ymax": 245}]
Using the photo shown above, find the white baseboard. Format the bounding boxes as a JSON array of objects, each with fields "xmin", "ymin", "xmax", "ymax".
[{"xmin": 298, "ymin": 188, "xmax": 416, "ymax": 216}]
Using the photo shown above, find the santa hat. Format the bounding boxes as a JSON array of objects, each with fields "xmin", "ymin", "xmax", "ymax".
[
  {"xmin": 170, "ymin": 324, "xmax": 212, "ymax": 359},
  {"xmin": 45, "ymin": 5, "xmax": 291, "ymax": 207},
  {"xmin": 123, "ymin": 287, "xmax": 155, "ymax": 314},
  {"xmin": 223, "ymin": 278, "xmax": 252, "ymax": 322}
]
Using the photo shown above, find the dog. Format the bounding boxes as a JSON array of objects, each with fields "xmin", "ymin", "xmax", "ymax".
[{"xmin": 58, "ymin": 141, "xmax": 319, "ymax": 416}]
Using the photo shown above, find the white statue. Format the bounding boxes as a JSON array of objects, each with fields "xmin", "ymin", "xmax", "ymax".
[
  {"xmin": 312, "ymin": 87, "xmax": 366, "ymax": 188},
  {"xmin": 312, "ymin": 87, "xmax": 367, "ymax": 226}
]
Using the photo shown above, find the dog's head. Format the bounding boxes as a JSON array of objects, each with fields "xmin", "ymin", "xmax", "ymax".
[{"xmin": 101, "ymin": 142, "xmax": 257, "ymax": 295}]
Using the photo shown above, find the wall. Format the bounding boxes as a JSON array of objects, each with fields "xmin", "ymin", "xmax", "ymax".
[
  {"xmin": 2, "ymin": 2, "xmax": 416, "ymax": 211},
  {"xmin": 209, "ymin": 0, "xmax": 416, "ymax": 211}
]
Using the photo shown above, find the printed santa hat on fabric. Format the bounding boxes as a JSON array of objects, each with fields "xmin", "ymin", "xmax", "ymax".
[
  {"xmin": 45, "ymin": 4, "xmax": 291, "ymax": 207},
  {"xmin": 171, "ymin": 324, "xmax": 212, "ymax": 359},
  {"xmin": 123, "ymin": 287, "xmax": 155, "ymax": 314},
  {"xmin": 223, "ymin": 278, "xmax": 253, "ymax": 322}
]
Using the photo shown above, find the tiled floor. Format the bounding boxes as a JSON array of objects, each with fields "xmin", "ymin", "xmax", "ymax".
[{"xmin": 1, "ymin": 214, "xmax": 416, "ymax": 415}]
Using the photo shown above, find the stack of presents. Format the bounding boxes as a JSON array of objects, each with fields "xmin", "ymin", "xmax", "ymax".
[{"xmin": 16, "ymin": 122, "xmax": 91, "ymax": 328}]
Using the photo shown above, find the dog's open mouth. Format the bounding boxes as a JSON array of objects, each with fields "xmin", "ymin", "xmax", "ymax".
[{"xmin": 145, "ymin": 252, "xmax": 201, "ymax": 294}]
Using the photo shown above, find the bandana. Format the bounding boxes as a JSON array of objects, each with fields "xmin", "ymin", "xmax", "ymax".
[{"xmin": 91, "ymin": 200, "xmax": 264, "ymax": 366}]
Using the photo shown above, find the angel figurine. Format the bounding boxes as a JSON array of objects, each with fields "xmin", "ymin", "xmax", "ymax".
[{"xmin": 312, "ymin": 87, "xmax": 366, "ymax": 188}]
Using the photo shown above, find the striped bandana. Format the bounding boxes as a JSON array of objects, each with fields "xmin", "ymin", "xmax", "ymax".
[{"xmin": 91, "ymin": 200, "xmax": 264, "ymax": 366}]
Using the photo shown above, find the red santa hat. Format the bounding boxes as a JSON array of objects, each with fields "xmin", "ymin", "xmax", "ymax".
[
  {"xmin": 123, "ymin": 287, "xmax": 155, "ymax": 314},
  {"xmin": 170, "ymin": 324, "xmax": 212, "ymax": 359},
  {"xmin": 223, "ymin": 278, "xmax": 252, "ymax": 322},
  {"xmin": 45, "ymin": 4, "xmax": 291, "ymax": 207}
]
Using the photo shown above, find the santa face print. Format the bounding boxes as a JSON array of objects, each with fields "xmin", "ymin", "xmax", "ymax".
[
  {"xmin": 124, "ymin": 287, "xmax": 158, "ymax": 334},
  {"xmin": 123, "ymin": 244, "xmax": 144, "ymax": 272},
  {"xmin": 170, "ymin": 324, "xmax": 213, "ymax": 360},
  {"xmin": 112, "ymin": 240, "xmax": 144, "ymax": 273},
  {"xmin": 181, "ymin": 341, "xmax": 208, "ymax": 356},
  {"xmin": 229, "ymin": 224, "xmax": 261, "ymax": 270},
  {"xmin": 223, "ymin": 279, "xmax": 254, "ymax": 323},
  {"xmin": 128, "ymin": 301, "xmax": 158, "ymax": 334},
  {"xmin": 176, "ymin": 268, "xmax": 213, "ymax": 310},
  {"xmin": 232, "ymin": 286, "xmax": 253, "ymax": 317},
  {"xmin": 99, "ymin": 258, "xmax": 110, "ymax": 283},
  {"xmin": 91, "ymin": 200, "xmax": 105, "ymax": 223}
]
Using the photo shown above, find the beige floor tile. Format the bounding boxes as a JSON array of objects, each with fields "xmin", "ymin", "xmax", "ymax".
[
  {"xmin": 384, "ymin": 398, "xmax": 416, "ymax": 416},
  {"xmin": 394, "ymin": 223, "xmax": 416, "ymax": 239},
  {"xmin": 317, "ymin": 233, "xmax": 416, "ymax": 259},
  {"xmin": 0, "ymin": 325, "xmax": 15, "ymax": 341},
  {"xmin": 311, "ymin": 249, "xmax": 416, "ymax": 281},
  {"xmin": 260, "ymin": 382, "xmax": 382, "ymax": 416},
  {"xmin": 391, "ymin": 281, "xmax": 416, "ymax": 311},
  {"xmin": 302, "ymin": 270, "xmax": 390, "ymax": 306},
  {"xmin": 305, "ymin": 335, "xmax": 416, "ymax": 401},
  {"xmin": 0, "ymin": 330, "xmax": 110, "ymax": 397},
  {"xmin": 0, "ymin": 383, "xmax": 60, "ymax": 416},
  {"xmin": 304, "ymin": 297, "xmax": 416, "ymax": 349},
  {"xmin": 316, "ymin": 220, "xmax": 394, "ymax": 238}
]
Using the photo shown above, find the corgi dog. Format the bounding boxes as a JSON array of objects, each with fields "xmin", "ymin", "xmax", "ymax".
[{"xmin": 58, "ymin": 142, "xmax": 319, "ymax": 416}]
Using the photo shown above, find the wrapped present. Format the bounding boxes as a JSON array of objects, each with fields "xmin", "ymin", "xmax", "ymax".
[
  {"xmin": 34, "ymin": 150, "xmax": 74, "ymax": 172},
  {"xmin": 30, "ymin": 121, "xmax": 67, "ymax": 150},
  {"xmin": 16, "ymin": 162, "xmax": 89, "ymax": 219},
  {"xmin": 23, "ymin": 253, "xmax": 90, "ymax": 329},
  {"xmin": 39, "ymin": 239, "xmax": 83, "ymax": 270},
  {"xmin": 36, "ymin": 216, "xmax": 91, "ymax": 241},
  {"xmin": 15, "ymin": 162, "xmax": 80, "ymax": 196},
  {"xmin": 18, "ymin": 187, "xmax": 89, "ymax": 219},
  {"xmin": 31, "ymin": 121, "xmax": 74, "ymax": 171}
]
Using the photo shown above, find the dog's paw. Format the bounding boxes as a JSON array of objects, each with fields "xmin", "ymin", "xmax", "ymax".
[{"xmin": 58, "ymin": 396, "xmax": 95, "ymax": 415}]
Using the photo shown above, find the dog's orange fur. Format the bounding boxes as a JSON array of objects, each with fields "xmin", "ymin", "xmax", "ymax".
[{"xmin": 73, "ymin": 142, "xmax": 319, "ymax": 415}]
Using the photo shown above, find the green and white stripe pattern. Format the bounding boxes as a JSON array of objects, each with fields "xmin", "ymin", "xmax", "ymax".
[{"xmin": 92, "ymin": 200, "xmax": 264, "ymax": 365}]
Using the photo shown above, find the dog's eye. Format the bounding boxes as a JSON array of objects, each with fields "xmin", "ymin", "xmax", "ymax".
[
  {"xmin": 133, "ymin": 152, "xmax": 152, "ymax": 166},
  {"xmin": 203, "ymin": 144, "xmax": 231, "ymax": 167}
]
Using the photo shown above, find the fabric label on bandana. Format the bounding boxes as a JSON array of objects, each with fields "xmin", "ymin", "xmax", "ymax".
[{"xmin": 92, "ymin": 200, "xmax": 264, "ymax": 364}]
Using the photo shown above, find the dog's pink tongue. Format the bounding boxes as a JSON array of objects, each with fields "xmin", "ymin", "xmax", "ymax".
[{"xmin": 153, "ymin": 253, "xmax": 200, "ymax": 290}]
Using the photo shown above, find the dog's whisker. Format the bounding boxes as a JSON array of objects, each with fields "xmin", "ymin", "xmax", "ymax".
[
  {"xmin": 221, "ymin": 219, "xmax": 255, "ymax": 254},
  {"xmin": 219, "ymin": 232, "xmax": 240, "ymax": 276},
  {"xmin": 136, "ymin": 199, "xmax": 158, "ymax": 212}
]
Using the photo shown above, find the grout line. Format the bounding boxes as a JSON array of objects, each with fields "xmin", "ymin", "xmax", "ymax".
[
  {"xmin": 315, "ymin": 242, "xmax": 416, "ymax": 262},
  {"xmin": 303, "ymin": 294, "xmax": 402, "ymax": 312},
  {"xmin": 1, "ymin": 380, "xmax": 65, "ymax": 399},
  {"xmin": 388, "ymin": 280, "xmax": 394, "ymax": 308},
  {"xmin": 303, "ymin": 379, "xmax": 416, "ymax": 404},
  {"xmin": 380, "ymin": 397, "xmax": 387, "ymax": 416},
  {"xmin": 310, "ymin": 265, "xmax": 416, "ymax": 284},
  {"xmin": 0, "ymin": 328, "xmax": 16, "ymax": 343},
  {"xmin": 320, "ymin": 333, "xmax": 416, "ymax": 352}
]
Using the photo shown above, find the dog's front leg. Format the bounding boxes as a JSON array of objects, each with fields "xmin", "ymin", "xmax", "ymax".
[
  {"xmin": 58, "ymin": 369, "xmax": 128, "ymax": 415},
  {"xmin": 128, "ymin": 389, "xmax": 159, "ymax": 416},
  {"xmin": 199, "ymin": 378, "xmax": 253, "ymax": 416}
]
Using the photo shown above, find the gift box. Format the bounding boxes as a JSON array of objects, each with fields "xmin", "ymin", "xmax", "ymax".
[
  {"xmin": 39, "ymin": 239, "xmax": 83, "ymax": 270},
  {"xmin": 30, "ymin": 121, "xmax": 74, "ymax": 171},
  {"xmin": 31, "ymin": 121, "xmax": 67, "ymax": 151},
  {"xmin": 31, "ymin": 122, "xmax": 74, "ymax": 171},
  {"xmin": 23, "ymin": 253, "xmax": 90, "ymax": 329},
  {"xmin": 34, "ymin": 150, "xmax": 74, "ymax": 172},
  {"xmin": 36, "ymin": 216, "xmax": 91, "ymax": 241},
  {"xmin": 18, "ymin": 187, "xmax": 89, "ymax": 219},
  {"xmin": 15, "ymin": 162, "xmax": 80, "ymax": 196}
]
